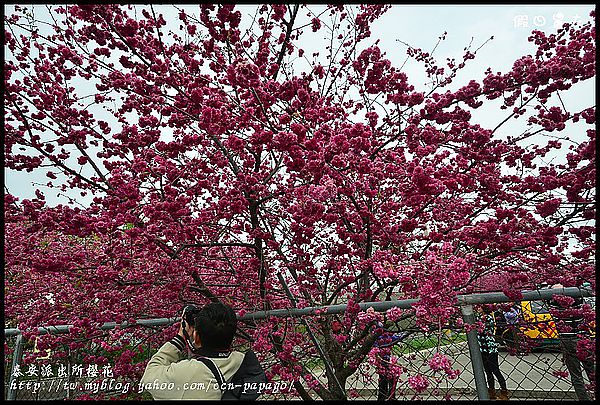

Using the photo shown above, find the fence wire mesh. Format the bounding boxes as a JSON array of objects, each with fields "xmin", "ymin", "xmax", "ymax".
[{"xmin": 4, "ymin": 294, "xmax": 596, "ymax": 401}]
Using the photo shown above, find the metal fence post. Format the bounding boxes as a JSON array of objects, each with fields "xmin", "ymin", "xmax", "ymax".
[
  {"xmin": 461, "ymin": 304, "xmax": 489, "ymax": 400},
  {"xmin": 7, "ymin": 334, "xmax": 24, "ymax": 400}
]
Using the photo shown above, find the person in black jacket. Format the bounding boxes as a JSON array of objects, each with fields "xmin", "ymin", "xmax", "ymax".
[
  {"xmin": 548, "ymin": 284, "xmax": 595, "ymax": 401},
  {"xmin": 477, "ymin": 306, "xmax": 509, "ymax": 400}
]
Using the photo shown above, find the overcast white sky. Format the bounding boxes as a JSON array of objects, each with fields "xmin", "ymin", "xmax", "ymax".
[{"xmin": 4, "ymin": 4, "xmax": 595, "ymax": 206}]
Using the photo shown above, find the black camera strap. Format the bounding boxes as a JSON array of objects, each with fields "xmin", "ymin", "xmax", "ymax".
[{"xmin": 181, "ymin": 326, "xmax": 202, "ymax": 355}]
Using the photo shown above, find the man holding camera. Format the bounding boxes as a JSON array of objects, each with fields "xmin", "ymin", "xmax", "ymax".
[{"xmin": 140, "ymin": 302, "xmax": 265, "ymax": 400}]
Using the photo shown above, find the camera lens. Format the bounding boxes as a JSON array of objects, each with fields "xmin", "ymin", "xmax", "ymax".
[{"xmin": 183, "ymin": 305, "xmax": 197, "ymax": 326}]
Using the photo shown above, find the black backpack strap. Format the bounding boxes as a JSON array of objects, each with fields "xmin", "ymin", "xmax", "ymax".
[
  {"xmin": 196, "ymin": 356, "xmax": 226, "ymax": 392},
  {"xmin": 224, "ymin": 350, "xmax": 267, "ymax": 400}
]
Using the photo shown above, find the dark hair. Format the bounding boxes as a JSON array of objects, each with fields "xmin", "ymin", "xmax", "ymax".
[{"xmin": 191, "ymin": 302, "xmax": 237, "ymax": 350}]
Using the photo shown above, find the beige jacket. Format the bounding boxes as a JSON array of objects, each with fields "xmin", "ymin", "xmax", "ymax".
[{"xmin": 140, "ymin": 335, "xmax": 244, "ymax": 400}]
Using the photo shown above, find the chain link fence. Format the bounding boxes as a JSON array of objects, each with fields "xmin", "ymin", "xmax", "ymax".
[
  {"xmin": 257, "ymin": 318, "xmax": 593, "ymax": 400},
  {"xmin": 4, "ymin": 288, "xmax": 595, "ymax": 401}
]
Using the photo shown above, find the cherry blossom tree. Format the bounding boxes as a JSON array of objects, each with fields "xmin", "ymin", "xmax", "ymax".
[{"xmin": 4, "ymin": 5, "xmax": 595, "ymax": 399}]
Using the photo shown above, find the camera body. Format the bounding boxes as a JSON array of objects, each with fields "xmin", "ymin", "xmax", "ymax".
[{"xmin": 182, "ymin": 304, "xmax": 199, "ymax": 329}]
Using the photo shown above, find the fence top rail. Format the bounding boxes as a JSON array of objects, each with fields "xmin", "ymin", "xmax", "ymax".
[{"xmin": 4, "ymin": 287, "xmax": 593, "ymax": 337}]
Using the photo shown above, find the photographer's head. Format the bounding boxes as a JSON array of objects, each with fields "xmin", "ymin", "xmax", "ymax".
[{"xmin": 188, "ymin": 302, "xmax": 237, "ymax": 351}]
